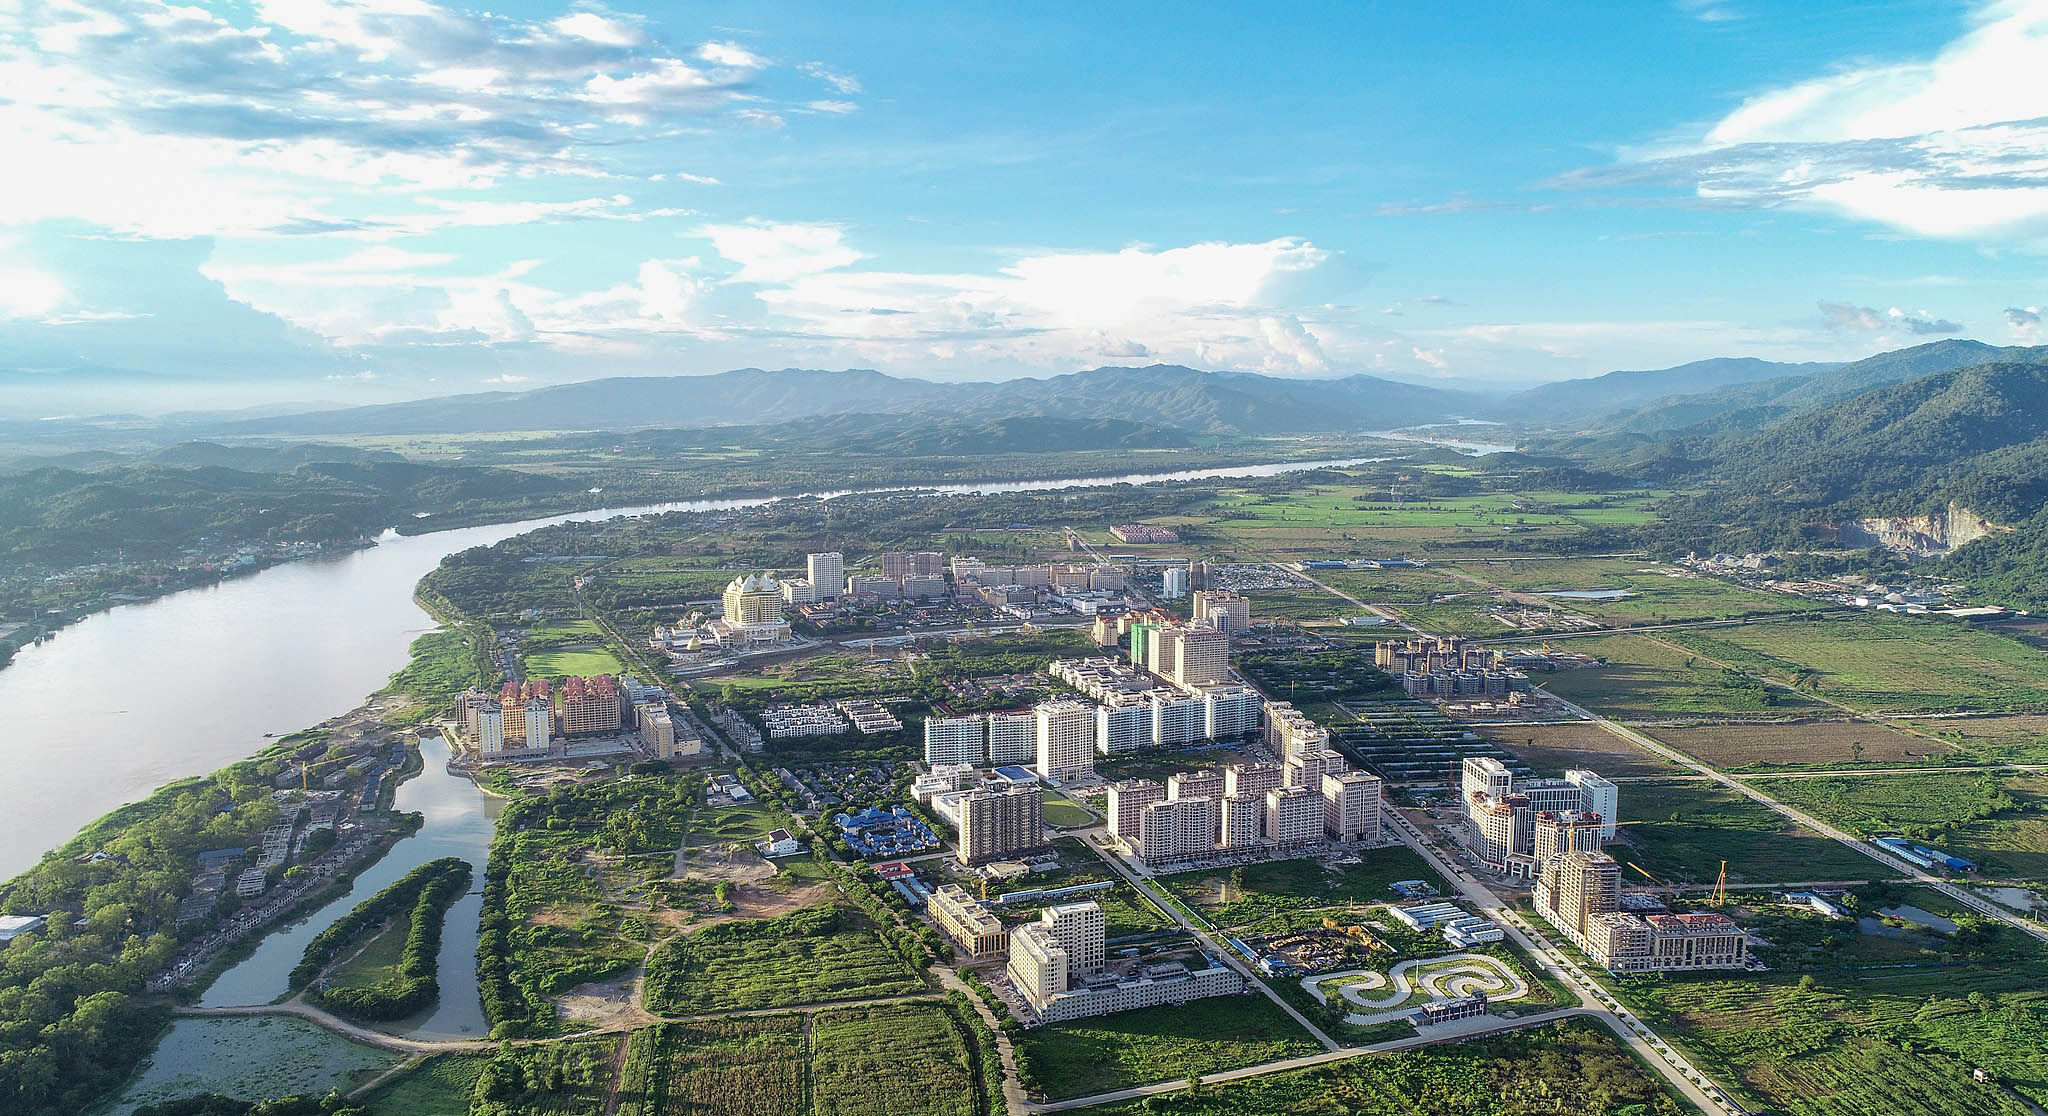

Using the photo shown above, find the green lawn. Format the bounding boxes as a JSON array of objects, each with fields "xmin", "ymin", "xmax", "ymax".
[
  {"xmin": 1017, "ymin": 994, "xmax": 1320, "ymax": 1101},
  {"xmin": 525, "ymin": 643, "xmax": 628, "ymax": 679},
  {"xmin": 1618, "ymin": 780, "xmax": 1893, "ymax": 886},
  {"xmin": 1073, "ymin": 1019, "xmax": 1685, "ymax": 1115},
  {"xmin": 325, "ymin": 917, "xmax": 411, "ymax": 989},
  {"xmin": 1159, "ymin": 848, "xmax": 1447, "ymax": 929},
  {"xmin": 641, "ymin": 903, "xmax": 926, "ymax": 1014},
  {"xmin": 1667, "ymin": 615, "xmax": 2048, "ymax": 715}
]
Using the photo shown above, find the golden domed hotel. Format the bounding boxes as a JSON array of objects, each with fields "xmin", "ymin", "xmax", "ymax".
[{"xmin": 706, "ymin": 572, "xmax": 794, "ymax": 647}]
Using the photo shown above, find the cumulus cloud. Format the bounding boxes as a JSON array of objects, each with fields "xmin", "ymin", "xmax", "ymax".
[
  {"xmin": 1576, "ymin": 0, "xmax": 2048, "ymax": 241},
  {"xmin": 2008, "ymin": 305, "xmax": 2045, "ymax": 340},
  {"xmin": 0, "ymin": 0, "xmax": 783, "ymax": 239},
  {"xmin": 701, "ymin": 222, "xmax": 865, "ymax": 283},
  {"xmin": 1818, "ymin": 301, "xmax": 1962, "ymax": 335}
]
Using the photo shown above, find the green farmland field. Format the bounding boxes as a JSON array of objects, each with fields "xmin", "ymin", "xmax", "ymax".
[
  {"xmin": 1760, "ymin": 773, "xmax": 2048, "ymax": 877},
  {"xmin": 1618, "ymin": 780, "xmax": 1890, "ymax": 886},
  {"xmin": 1666, "ymin": 615, "xmax": 2048, "ymax": 714},
  {"xmin": 1539, "ymin": 633, "xmax": 1827, "ymax": 719},
  {"xmin": 809, "ymin": 1002, "xmax": 984, "ymax": 1115},
  {"xmin": 1018, "ymin": 994, "xmax": 1319, "ymax": 1101},
  {"xmin": 1160, "ymin": 847, "xmax": 1447, "ymax": 928}
]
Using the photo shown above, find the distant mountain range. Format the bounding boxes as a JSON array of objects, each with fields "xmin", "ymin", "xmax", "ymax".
[
  {"xmin": 214, "ymin": 365, "xmax": 1479, "ymax": 438},
  {"xmin": 1497, "ymin": 356, "xmax": 1840, "ymax": 426}
]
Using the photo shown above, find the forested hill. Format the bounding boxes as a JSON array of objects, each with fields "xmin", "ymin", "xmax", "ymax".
[
  {"xmin": 1567, "ymin": 339, "xmax": 2038, "ymax": 441},
  {"xmin": 214, "ymin": 364, "xmax": 1475, "ymax": 437},
  {"xmin": 1497, "ymin": 356, "xmax": 1836, "ymax": 426}
]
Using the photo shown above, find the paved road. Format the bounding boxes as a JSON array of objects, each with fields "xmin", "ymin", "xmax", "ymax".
[
  {"xmin": 1020, "ymin": 1008, "xmax": 1593, "ymax": 1113},
  {"xmin": 1546, "ymin": 688, "xmax": 2048, "ymax": 946}
]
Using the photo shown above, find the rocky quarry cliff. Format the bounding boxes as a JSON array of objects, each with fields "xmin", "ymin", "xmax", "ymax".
[{"xmin": 1838, "ymin": 502, "xmax": 2010, "ymax": 556}]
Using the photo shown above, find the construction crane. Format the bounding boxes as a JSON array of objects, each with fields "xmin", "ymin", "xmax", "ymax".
[
  {"xmin": 1710, "ymin": 860, "xmax": 1728, "ymax": 907},
  {"xmin": 1627, "ymin": 860, "xmax": 1660, "ymax": 884}
]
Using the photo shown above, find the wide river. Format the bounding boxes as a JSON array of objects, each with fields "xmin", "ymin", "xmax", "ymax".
[{"xmin": 0, "ymin": 454, "xmax": 1382, "ymax": 879}]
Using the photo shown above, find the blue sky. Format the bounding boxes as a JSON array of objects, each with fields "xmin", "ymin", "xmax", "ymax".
[{"xmin": 2, "ymin": 0, "xmax": 2046, "ymax": 411}]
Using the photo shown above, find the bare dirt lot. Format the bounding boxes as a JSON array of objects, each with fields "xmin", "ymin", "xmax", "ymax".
[
  {"xmin": 1642, "ymin": 720, "xmax": 1948, "ymax": 771},
  {"xmin": 1480, "ymin": 721, "xmax": 1686, "ymax": 777}
]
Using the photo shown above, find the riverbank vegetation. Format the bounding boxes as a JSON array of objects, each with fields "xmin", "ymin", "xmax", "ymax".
[
  {"xmin": 292, "ymin": 857, "xmax": 471, "ymax": 1021},
  {"xmin": 477, "ymin": 776, "xmax": 698, "ymax": 1036}
]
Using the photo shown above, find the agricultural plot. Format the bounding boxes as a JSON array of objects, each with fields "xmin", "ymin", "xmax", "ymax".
[
  {"xmin": 1760, "ymin": 774, "xmax": 2048, "ymax": 877},
  {"xmin": 1313, "ymin": 566, "xmax": 1476, "ymax": 604},
  {"xmin": 810, "ymin": 1002, "xmax": 985, "ymax": 1116},
  {"xmin": 1897, "ymin": 714, "xmax": 2048, "ymax": 766},
  {"xmin": 1073, "ymin": 1018, "xmax": 1685, "ymax": 1115},
  {"xmin": 1454, "ymin": 556, "xmax": 1829, "ymax": 626},
  {"xmin": 1617, "ymin": 780, "xmax": 1890, "ymax": 886},
  {"xmin": 1017, "ymin": 994, "xmax": 1319, "ymax": 1102},
  {"xmin": 1380, "ymin": 599, "xmax": 1519, "ymax": 637},
  {"xmin": 1617, "ymin": 955, "xmax": 2048, "ymax": 1116},
  {"xmin": 641, "ymin": 903, "xmax": 926, "ymax": 1014},
  {"xmin": 1665, "ymin": 615, "xmax": 2048, "ymax": 715},
  {"xmin": 617, "ymin": 1017, "xmax": 807, "ymax": 1116},
  {"xmin": 1480, "ymin": 721, "xmax": 1684, "ymax": 777},
  {"xmin": 1538, "ymin": 633, "xmax": 1826, "ymax": 719},
  {"xmin": 1160, "ymin": 849, "xmax": 1448, "ymax": 929},
  {"xmin": 1240, "ymin": 590, "xmax": 1347, "ymax": 623},
  {"xmin": 1645, "ymin": 720, "xmax": 1948, "ymax": 771}
]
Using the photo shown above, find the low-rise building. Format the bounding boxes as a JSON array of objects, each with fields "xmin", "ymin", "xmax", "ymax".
[{"xmin": 930, "ymin": 884, "xmax": 1008, "ymax": 959}]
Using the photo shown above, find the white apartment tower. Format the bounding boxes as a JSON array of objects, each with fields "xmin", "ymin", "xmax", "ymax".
[
  {"xmin": 806, "ymin": 552, "xmax": 844, "ymax": 598},
  {"xmin": 1322, "ymin": 771, "xmax": 1383, "ymax": 843},
  {"xmin": 924, "ymin": 716, "xmax": 987, "ymax": 766},
  {"xmin": 987, "ymin": 712, "xmax": 1037, "ymax": 766},
  {"xmin": 1034, "ymin": 700, "xmax": 1097, "ymax": 784}
]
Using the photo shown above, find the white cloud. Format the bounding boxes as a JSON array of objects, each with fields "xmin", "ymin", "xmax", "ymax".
[
  {"xmin": 1599, "ymin": 0, "xmax": 2048, "ymax": 241},
  {"xmin": 799, "ymin": 61, "xmax": 860, "ymax": 94},
  {"xmin": 751, "ymin": 237, "xmax": 1336, "ymax": 374},
  {"xmin": 0, "ymin": 263, "xmax": 66, "ymax": 319},
  {"xmin": 2008, "ymin": 305, "xmax": 2044, "ymax": 340},
  {"xmin": 701, "ymin": 221, "xmax": 864, "ymax": 283},
  {"xmin": 1818, "ymin": 300, "xmax": 1962, "ymax": 335}
]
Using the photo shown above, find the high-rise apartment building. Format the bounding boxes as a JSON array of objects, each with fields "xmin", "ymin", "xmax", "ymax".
[
  {"xmin": 1096, "ymin": 693, "xmax": 1152, "ymax": 755},
  {"xmin": 1192, "ymin": 590, "xmax": 1252, "ymax": 632},
  {"xmin": 1534, "ymin": 851, "xmax": 1747, "ymax": 972},
  {"xmin": 1160, "ymin": 625, "xmax": 1230, "ymax": 687},
  {"xmin": 881, "ymin": 551, "xmax": 945, "ymax": 579},
  {"xmin": 1283, "ymin": 747, "xmax": 1348, "ymax": 788},
  {"xmin": 1105, "ymin": 779, "xmax": 1166, "ymax": 841},
  {"xmin": 1167, "ymin": 770, "xmax": 1226, "ymax": 802},
  {"xmin": 1220, "ymin": 794, "xmax": 1267, "ymax": 848},
  {"xmin": 1034, "ymin": 700, "xmax": 1097, "ymax": 783},
  {"xmin": 555, "ymin": 675, "xmax": 622, "ymax": 737},
  {"xmin": 1223, "ymin": 762, "xmax": 1282, "ymax": 799},
  {"xmin": 1137, "ymin": 796, "xmax": 1218, "ymax": 864},
  {"xmin": 1566, "ymin": 770, "xmax": 1619, "ymax": 838},
  {"xmin": 1008, "ymin": 900, "xmax": 1108, "ymax": 1011},
  {"xmin": 924, "ymin": 716, "xmax": 988, "ymax": 766},
  {"xmin": 1265, "ymin": 785, "xmax": 1322, "ymax": 847},
  {"xmin": 1534, "ymin": 810, "xmax": 1605, "ymax": 864},
  {"xmin": 806, "ymin": 552, "xmax": 844, "ymax": 598},
  {"xmin": 958, "ymin": 784, "xmax": 1046, "ymax": 865},
  {"xmin": 1263, "ymin": 702, "xmax": 1331, "ymax": 758},
  {"xmin": 1322, "ymin": 771, "xmax": 1383, "ymax": 843},
  {"xmin": 987, "ymin": 712, "xmax": 1037, "ymax": 766},
  {"xmin": 1161, "ymin": 566, "xmax": 1189, "ymax": 599}
]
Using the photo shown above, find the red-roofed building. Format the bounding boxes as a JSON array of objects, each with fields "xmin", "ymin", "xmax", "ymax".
[{"xmin": 555, "ymin": 674, "xmax": 623, "ymax": 737}]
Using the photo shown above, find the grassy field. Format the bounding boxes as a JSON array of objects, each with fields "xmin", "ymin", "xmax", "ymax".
[
  {"xmin": 1073, "ymin": 1019, "xmax": 1685, "ymax": 1115},
  {"xmin": 1666, "ymin": 615, "xmax": 2048, "ymax": 715},
  {"xmin": 1017, "ymin": 994, "xmax": 1320, "ymax": 1101},
  {"xmin": 618, "ymin": 1016, "xmax": 808, "ymax": 1116},
  {"xmin": 1898, "ymin": 714, "xmax": 2048, "ymax": 766},
  {"xmin": 1481, "ymin": 721, "xmax": 1685, "ymax": 777},
  {"xmin": 1159, "ymin": 849, "xmax": 1448, "ymax": 929},
  {"xmin": 641, "ymin": 903, "xmax": 926, "ymax": 1014},
  {"xmin": 325, "ymin": 917, "xmax": 412, "ymax": 989},
  {"xmin": 1615, "ymin": 953, "xmax": 2048, "ymax": 1116},
  {"xmin": 810, "ymin": 1002, "xmax": 984, "ymax": 1115},
  {"xmin": 525, "ymin": 643, "xmax": 629, "ymax": 679},
  {"xmin": 360, "ymin": 1052, "xmax": 490, "ymax": 1116},
  {"xmin": 1618, "ymin": 780, "xmax": 1893, "ymax": 886},
  {"xmin": 1645, "ymin": 720, "xmax": 1951, "ymax": 771},
  {"xmin": 1539, "ymin": 634, "xmax": 1827, "ymax": 719},
  {"xmin": 1759, "ymin": 773, "xmax": 2048, "ymax": 877}
]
